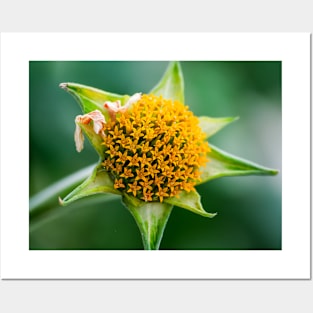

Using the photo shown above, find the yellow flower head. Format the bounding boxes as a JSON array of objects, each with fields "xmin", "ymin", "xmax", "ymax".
[{"xmin": 101, "ymin": 94, "xmax": 210, "ymax": 202}]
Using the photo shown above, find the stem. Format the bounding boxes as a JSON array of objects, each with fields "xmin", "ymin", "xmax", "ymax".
[
  {"xmin": 30, "ymin": 163, "xmax": 96, "ymax": 215},
  {"xmin": 122, "ymin": 194, "xmax": 173, "ymax": 250},
  {"xmin": 30, "ymin": 194, "xmax": 118, "ymax": 233},
  {"xmin": 29, "ymin": 162, "xmax": 120, "ymax": 231}
]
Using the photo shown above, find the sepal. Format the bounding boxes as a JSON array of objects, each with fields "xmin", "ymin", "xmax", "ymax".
[
  {"xmin": 59, "ymin": 162, "xmax": 120, "ymax": 206},
  {"xmin": 198, "ymin": 144, "xmax": 278, "ymax": 184},
  {"xmin": 149, "ymin": 61, "xmax": 184, "ymax": 103},
  {"xmin": 198, "ymin": 116, "xmax": 239, "ymax": 138},
  {"xmin": 59, "ymin": 82, "xmax": 129, "ymax": 119},
  {"xmin": 165, "ymin": 189, "xmax": 217, "ymax": 218}
]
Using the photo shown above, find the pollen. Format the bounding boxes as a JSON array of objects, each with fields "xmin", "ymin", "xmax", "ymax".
[{"xmin": 102, "ymin": 94, "xmax": 210, "ymax": 202}]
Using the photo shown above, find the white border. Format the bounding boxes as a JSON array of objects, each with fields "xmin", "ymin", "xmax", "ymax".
[{"xmin": 0, "ymin": 33, "xmax": 310, "ymax": 279}]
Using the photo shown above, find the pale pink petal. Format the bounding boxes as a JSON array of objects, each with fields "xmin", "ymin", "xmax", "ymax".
[
  {"xmin": 121, "ymin": 93, "xmax": 142, "ymax": 112},
  {"xmin": 87, "ymin": 110, "xmax": 106, "ymax": 134},
  {"xmin": 103, "ymin": 100, "xmax": 122, "ymax": 120},
  {"xmin": 74, "ymin": 110, "xmax": 106, "ymax": 152},
  {"xmin": 74, "ymin": 120, "xmax": 85, "ymax": 152},
  {"xmin": 104, "ymin": 100, "xmax": 121, "ymax": 113},
  {"xmin": 103, "ymin": 94, "xmax": 142, "ymax": 120}
]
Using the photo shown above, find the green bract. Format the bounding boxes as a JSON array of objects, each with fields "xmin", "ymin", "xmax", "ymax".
[{"xmin": 59, "ymin": 61, "xmax": 278, "ymax": 250}]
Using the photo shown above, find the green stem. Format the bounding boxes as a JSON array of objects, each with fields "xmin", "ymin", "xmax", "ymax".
[
  {"xmin": 122, "ymin": 194, "xmax": 173, "ymax": 250},
  {"xmin": 30, "ymin": 163, "xmax": 96, "ymax": 215},
  {"xmin": 30, "ymin": 194, "xmax": 118, "ymax": 233}
]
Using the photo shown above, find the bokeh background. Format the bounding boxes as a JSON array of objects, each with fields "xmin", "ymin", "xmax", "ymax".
[{"xmin": 29, "ymin": 61, "xmax": 281, "ymax": 250}]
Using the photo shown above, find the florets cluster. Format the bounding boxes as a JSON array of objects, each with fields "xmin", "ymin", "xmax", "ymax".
[{"xmin": 102, "ymin": 94, "xmax": 210, "ymax": 202}]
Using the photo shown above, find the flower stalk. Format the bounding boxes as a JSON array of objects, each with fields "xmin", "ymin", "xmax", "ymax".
[{"xmin": 122, "ymin": 194, "xmax": 173, "ymax": 250}]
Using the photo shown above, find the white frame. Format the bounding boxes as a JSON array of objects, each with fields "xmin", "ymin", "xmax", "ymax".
[{"xmin": 0, "ymin": 33, "xmax": 310, "ymax": 279}]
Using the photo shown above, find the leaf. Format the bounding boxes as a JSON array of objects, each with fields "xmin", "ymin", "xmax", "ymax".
[
  {"xmin": 122, "ymin": 194, "xmax": 173, "ymax": 250},
  {"xmin": 59, "ymin": 162, "xmax": 121, "ymax": 206},
  {"xmin": 198, "ymin": 116, "xmax": 239, "ymax": 139},
  {"xmin": 165, "ymin": 190, "xmax": 217, "ymax": 218},
  {"xmin": 198, "ymin": 144, "xmax": 279, "ymax": 184},
  {"xmin": 149, "ymin": 61, "xmax": 184, "ymax": 103},
  {"xmin": 59, "ymin": 82, "xmax": 129, "ymax": 118}
]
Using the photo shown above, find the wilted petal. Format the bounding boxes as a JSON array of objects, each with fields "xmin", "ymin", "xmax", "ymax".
[
  {"xmin": 104, "ymin": 100, "xmax": 121, "ymax": 120},
  {"xmin": 87, "ymin": 110, "xmax": 106, "ymax": 134},
  {"xmin": 74, "ymin": 110, "xmax": 106, "ymax": 152},
  {"xmin": 121, "ymin": 93, "xmax": 142, "ymax": 112},
  {"xmin": 74, "ymin": 119, "xmax": 85, "ymax": 152},
  {"xmin": 104, "ymin": 93, "xmax": 142, "ymax": 119}
]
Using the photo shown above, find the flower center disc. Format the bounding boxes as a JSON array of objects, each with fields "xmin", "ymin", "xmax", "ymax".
[{"xmin": 102, "ymin": 94, "xmax": 210, "ymax": 202}]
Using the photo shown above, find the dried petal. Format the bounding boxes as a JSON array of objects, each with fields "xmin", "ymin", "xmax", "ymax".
[
  {"xmin": 104, "ymin": 93, "xmax": 142, "ymax": 119},
  {"xmin": 74, "ymin": 110, "xmax": 106, "ymax": 152},
  {"xmin": 87, "ymin": 110, "xmax": 106, "ymax": 134},
  {"xmin": 121, "ymin": 93, "xmax": 142, "ymax": 112},
  {"xmin": 74, "ymin": 120, "xmax": 84, "ymax": 152},
  {"xmin": 103, "ymin": 100, "xmax": 122, "ymax": 120}
]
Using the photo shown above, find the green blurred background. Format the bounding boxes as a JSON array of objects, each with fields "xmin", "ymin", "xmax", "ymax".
[{"xmin": 29, "ymin": 61, "xmax": 281, "ymax": 250}]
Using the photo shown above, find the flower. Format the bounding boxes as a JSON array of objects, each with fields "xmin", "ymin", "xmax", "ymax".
[
  {"xmin": 59, "ymin": 61, "xmax": 278, "ymax": 250},
  {"xmin": 102, "ymin": 94, "xmax": 210, "ymax": 202}
]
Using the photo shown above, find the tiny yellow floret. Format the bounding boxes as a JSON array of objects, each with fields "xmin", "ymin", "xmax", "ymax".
[{"xmin": 102, "ymin": 94, "xmax": 210, "ymax": 202}]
